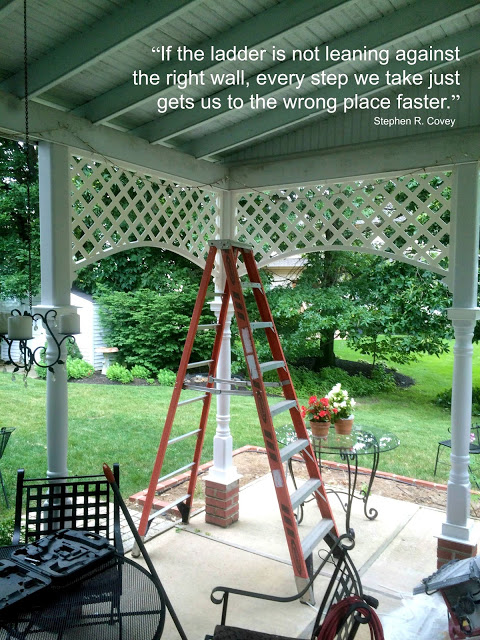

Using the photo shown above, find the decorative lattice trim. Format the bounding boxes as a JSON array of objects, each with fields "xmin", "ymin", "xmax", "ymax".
[
  {"xmin": 234, "ymin": 172, "xmax": 452, "ymax": 275},
  {"xmin": 70, "ymin": 157, "xmax": 220, "ymax": 271}
]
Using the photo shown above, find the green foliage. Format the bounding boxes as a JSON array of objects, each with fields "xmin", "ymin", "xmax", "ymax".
[
  {"xmin": 131, "ymin": 364, "xmax": 154, "ymax": 383},
  {"xmin": 95, "ymin": 287, "xmax": 215, "ymax": 371},
  {"xmin": 35, "ymin": 356, "xmax": 93, "ymax": 380},
  {"xmin": 73, "ymin": 246, "xmax": 203, "ymax": 295},
  {"xmin": 66, "ymin": 357, "xmax": 94, "ymax": 380},
  {"xmin": 434, "ymin": 386, "xmax": 480, "ymax": 415},
  {"xmin": 0, "ymin": 138, "xmax": 40, "ymax": 300},
  {"xmin": 0, "ymin": 516, "xmax": 14, "ymax": 546},
  {"xmin": 106, "ymin": 363, "xmax": 134, "ymax": 384},
  {"xmin": 261, "ymin": 250, "xmax": 454, "ymax": 369},
  {"xmin": 263, "ymin": 364, "xmax": 396, "ymax": 398},
  {"xmin": 157, "ymin": 368, "xmax": 176, "ymax": 386}
]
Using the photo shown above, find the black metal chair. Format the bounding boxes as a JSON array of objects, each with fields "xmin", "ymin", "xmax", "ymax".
[
  {"xmin": 11, "ymin": 465, "xmax": 124, "ymax": 638},
  {"xmin": 434, "ymin": 424, "xmax": 480, "ymax": 488},
  {"xmin": 12, "ymin": 464, "xmax": 122, "ymax": 551},
  {"xmin": 0, "ymin": 427, "xmax": 15, "ymax": 507},
  {"xmin": 207, "ymin": 534, "xmax": 382, "ymax": 640}
]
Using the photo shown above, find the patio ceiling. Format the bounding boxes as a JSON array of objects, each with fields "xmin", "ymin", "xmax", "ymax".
[{"xmin": 0, "ymin": 0, "xmax": 479, "ymax": 186}]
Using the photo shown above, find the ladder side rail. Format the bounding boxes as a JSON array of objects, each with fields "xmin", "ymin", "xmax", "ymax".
[
  {"xmin": 137, "ymin": 245, "xmax": 218, "ymax": 538},
  {"xmin": 243, "ymin": 250, "xmax": 338, "ymax": 531},
  {"xmin": 223, "ymin": 246, "xmax": 309, "ymax": 581},
  {"xmin": 184, "ymin": 278, "xmax": 233, "ymax": 516}
]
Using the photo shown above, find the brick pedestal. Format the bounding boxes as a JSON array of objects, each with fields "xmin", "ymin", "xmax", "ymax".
[
  {"xmin": 437, "ymin": 536, "xmax": 478, "ymax": 569},
  {"xmin": 205, "ymin": 478, "xmax": 239, "ymax": 528}
]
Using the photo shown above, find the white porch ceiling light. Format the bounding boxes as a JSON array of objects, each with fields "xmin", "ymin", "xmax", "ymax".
[{"xmin": 0, "ymin": 0, "xmax": 79, "ymax": 384}]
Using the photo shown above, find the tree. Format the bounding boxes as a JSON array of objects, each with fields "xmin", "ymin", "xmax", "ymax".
[
  {"xmin": 266, "ymin": 251, "xmax": 454, "ymax": 370},
  {"xmin": 0, "ymin": 138, "xmax": 40, "ymax": 300},
  {"xmin": 73, "ymin": 246, "xmax": 203, "ymax": 295}
]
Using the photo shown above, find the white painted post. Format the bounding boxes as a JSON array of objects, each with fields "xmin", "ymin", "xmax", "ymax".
[
  {"xmin": 37, "ymin": 142, "xmax": 72, "ymax": 479},
  {"xmin": 442, "ymin": 162, "xmax": 480, "ymax": 544},
  {"xmin": 205, "ymin": 189, "xmax": 240, "ymax": 485}
]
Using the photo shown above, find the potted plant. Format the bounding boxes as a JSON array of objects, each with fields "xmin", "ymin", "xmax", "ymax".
[
  {"xmin": 301, "ymin": 396, "xmax": 332, "ymax": 437},
  {"xmin": 327, "ymin": 383, "xmax": 356, "ymax": 435}
]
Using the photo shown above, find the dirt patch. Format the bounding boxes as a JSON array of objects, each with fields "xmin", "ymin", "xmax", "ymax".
[{"xmin": 148, "ymin": 450, "xmax": 480, "ymax": 518}]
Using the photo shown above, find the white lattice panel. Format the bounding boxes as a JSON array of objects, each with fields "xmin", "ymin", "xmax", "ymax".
[
  {"xmin": 70, "ymin": 157, "xmax": 220, "ymax": 270},
  {"xmin": 234, "ymin": 172, "xmax": 452, "ymax": 275}
]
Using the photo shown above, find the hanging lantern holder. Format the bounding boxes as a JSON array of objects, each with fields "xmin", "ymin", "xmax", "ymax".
[{"xmin": 0, "ymin": 309, "xmax": 76, "ymax": 383}]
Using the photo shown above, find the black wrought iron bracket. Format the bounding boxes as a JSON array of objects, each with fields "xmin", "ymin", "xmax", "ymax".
[{"xmin": 0, "ymin": 309, "xmax": 75, "ymax": 383}]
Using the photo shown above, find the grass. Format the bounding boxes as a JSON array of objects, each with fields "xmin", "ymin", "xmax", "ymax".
[{"xmin": 1, "ymin": 339, "xmax": 479, "ymax": 516}]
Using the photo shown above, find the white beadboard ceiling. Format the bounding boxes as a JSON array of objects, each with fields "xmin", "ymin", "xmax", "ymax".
[{"xmin": 0, "ymin": 0, "xmax": 478, "ymax": 180}]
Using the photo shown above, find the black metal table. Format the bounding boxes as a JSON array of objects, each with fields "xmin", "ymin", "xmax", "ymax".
[
  {"xmin": 277, "ymin": 424, "xmax": 399, "ymax": 536},
  {"xmin": 0, "ymin": 545, "xmax": 166, "ymax": 639}
]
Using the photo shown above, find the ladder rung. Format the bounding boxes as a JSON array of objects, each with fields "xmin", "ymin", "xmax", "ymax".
[
  {"xmin": 187, "ymin": 360, "xmax": 213, "ymax": 369},
  {"xmin": 270, "ymin": 400, "xmax": 297, "ymax": 418},
  {"xmin": 168, "ymin": 429, "xmax": 201, "ymax": 445},
  {"xmin": 241, "ymin": 282, "xmax": 262, "ymax": 290},
  {"xmin": 159, "ymin": 463, "xmax": 195, "ymax": 483},
  {"xmin": 301, "ymin": 519, "xmax": 334, "ymax": 559},
  {"xmin": 291, "ymin": 479, "xmax": 322, "ymax": 511},
  {"xmin": 183, "ymin": 383, "xmax": 253, "ymax": 397},
  {"xmin": 149, "ymin": 494, "xmax": 191, "ymax": 520},
  {"xmin": 280, "ymin": 439, "xmax": 309, "ymax": 463},
  {"xmin": 250, "ymin": 321, "xmax": 273, "ymax": 330},
  {"xmin": 259, "ymin": 360, "xmax": 286, "ymax": 374},
  {"xmin": 178, "ymin": 394, "xmax": 208, "ymax": 406},
  {"xmin": 198, "ymin": 324, "xmax": 220, "ymax": 330}
]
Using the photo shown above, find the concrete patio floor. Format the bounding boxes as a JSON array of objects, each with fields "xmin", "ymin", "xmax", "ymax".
[{"xmin": 126, "ymin": 473, "xmax": 473, "ymax": 640}]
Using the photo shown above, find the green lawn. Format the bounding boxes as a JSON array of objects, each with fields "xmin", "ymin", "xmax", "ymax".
[{"xmin": 1, "ymin": 340, "xmax": 479, "ymax": 513}]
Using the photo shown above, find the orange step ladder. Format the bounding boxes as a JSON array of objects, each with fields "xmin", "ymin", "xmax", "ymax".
[{"xmin": 135, "ymin": 240, "xmax": 338, "ymax": 597}]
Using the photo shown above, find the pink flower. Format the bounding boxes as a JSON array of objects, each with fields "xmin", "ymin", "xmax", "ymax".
[
  {"xmin": 309, "ymin": 395, "xmax": 317, "ymax": 404},
  {"xmin": 320, "ymin": 397, "xmax": 329, "ymax": 406}
]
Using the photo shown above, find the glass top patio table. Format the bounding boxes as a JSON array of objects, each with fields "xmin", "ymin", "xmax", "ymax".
[{"xmin": 276, "ymin": 424, "xmax": 400, "ymax": 536}]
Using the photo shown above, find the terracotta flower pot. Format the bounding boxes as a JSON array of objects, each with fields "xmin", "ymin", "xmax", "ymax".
[
  {"xmin": 309, "ymin": 421, "xmax": 330, "ymax": 437},
  {"xmin": 334, "ymin": 417, "xmax": 354, "ymax": 435}
]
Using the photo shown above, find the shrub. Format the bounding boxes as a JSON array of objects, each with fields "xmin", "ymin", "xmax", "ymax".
[
  {"xmin": 36, "ymin": 355, "xmax": 94, "ymax": 380},
  {"xmin": 435, "ymin": 386, "xmax": 480, "ymax": 415},
  {"xmin": 106, "ymin": 363, "xmax": 134, "ymax": 384},
  {"xmin": 95, "ymin": 287, "xmax": 215, "ymax": 371},
  {"xmin": 263, "ymin": 364, "xmax": 396, "ymax": 398},
  {"xmin": 66, "ymin": 356, "xmax": 94, "ymax": 380},
  {"xmin": 157, "ymin": 368, "xmax": 176, "ymax": 386},
  {"xmin": 0, "ymin": 516, "xmax": 14, "ymax": 546},
  {"xmin": 131, "ymin": 364, "xmax": 155, "ymax": 384}
]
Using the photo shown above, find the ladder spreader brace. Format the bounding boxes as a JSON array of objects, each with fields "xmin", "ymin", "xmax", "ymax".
[{"xmin": 134, "ymin": 240, "xmax": 339, "ymax": 601}]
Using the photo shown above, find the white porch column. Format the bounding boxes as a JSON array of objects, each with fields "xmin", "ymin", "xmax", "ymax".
[
  {"xmin": 37, "ymin": 142, "xmax": 72, "ymax": 479},
  {"xmin": 441, "ymin": 162, "xmax": 480, "ymax": 546},
  {"xmin": 206, "ymin": 189, "xmax": 240, "ymax": 485}
]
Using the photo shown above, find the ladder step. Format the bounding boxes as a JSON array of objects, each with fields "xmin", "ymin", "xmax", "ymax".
[
  {"xmin": 291, "ymin": 478, "xmax": 322, "ymax": 511},
  {"xmin": 159, "ymin": 463, "xmax": 195, "ymax": 483},
  {"xmin": 187, "ymin": 360, "xmax": 213, "ymax": 369},
  {"xmin": 168, "ymin": 429, "xmax": 201, "ymax": 445},
  {"xmin": 149, "ymin": 494, "xmax": 191, "ymax": 520},
  {"xmin": 183, "ymin": 383, "xmax": 253, "ymax": 397},
  {"xmin": 259, "ymin": 360, "xmax": 286, "ymax": 374},
  {"xmin": 241, "ymin": 282, "xmax": 262, "ymax": 290},
  {"xmin": 270, "ymin": 399, "xmax": 297, "ymax": 418},
  {"xmin": 178, "ymin": 394, "xmax": 208, "ymax": 406},
  {"xmin": 250, "ymin": 321, "xmax": 273, "ymax": 330},
  {"xmin": 197, "ymin": 324, "xmax": 220, "ymax": 330},
  {"xmin": 301, "ymin": 519, "xmax": 334, "ymax": 559},
  {"xmin": 280, "ymin": 438, "xmax": 309, "ymax": 463}
]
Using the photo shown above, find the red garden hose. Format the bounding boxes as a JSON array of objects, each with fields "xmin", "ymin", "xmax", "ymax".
[{"xmin": 316, "ymin": 595, "xmax": 385, "ymax": 640}]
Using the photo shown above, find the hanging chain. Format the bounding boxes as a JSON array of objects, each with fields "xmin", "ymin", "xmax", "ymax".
[{"xmin": 23, "ymin": 0, "xmax": 33, "ymax": 314}]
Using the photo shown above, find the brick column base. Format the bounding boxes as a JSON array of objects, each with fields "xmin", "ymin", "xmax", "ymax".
[
  {"xmin": 205, "ymin": 478, "xmax": 239, "ymax": 528},
  {"xmin": 437, "ymin": 536, "xmax": 478, "ymax": 569}
]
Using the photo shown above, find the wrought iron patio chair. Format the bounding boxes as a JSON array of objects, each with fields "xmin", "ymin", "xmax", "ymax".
[
  {"xmin": 0, "ymin": 427, "xmax": 15, "ymax": 507},
  {"xmin": 11, "ymin": 464, "xmax": 124, "ymax": 638},
  {"xmin": 207, "ymin": 534, "xmax": 382, "ymax": 640},
  {"xmin": 434, "ymin": 424, "xmax": 480, "ymax": 488}
]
